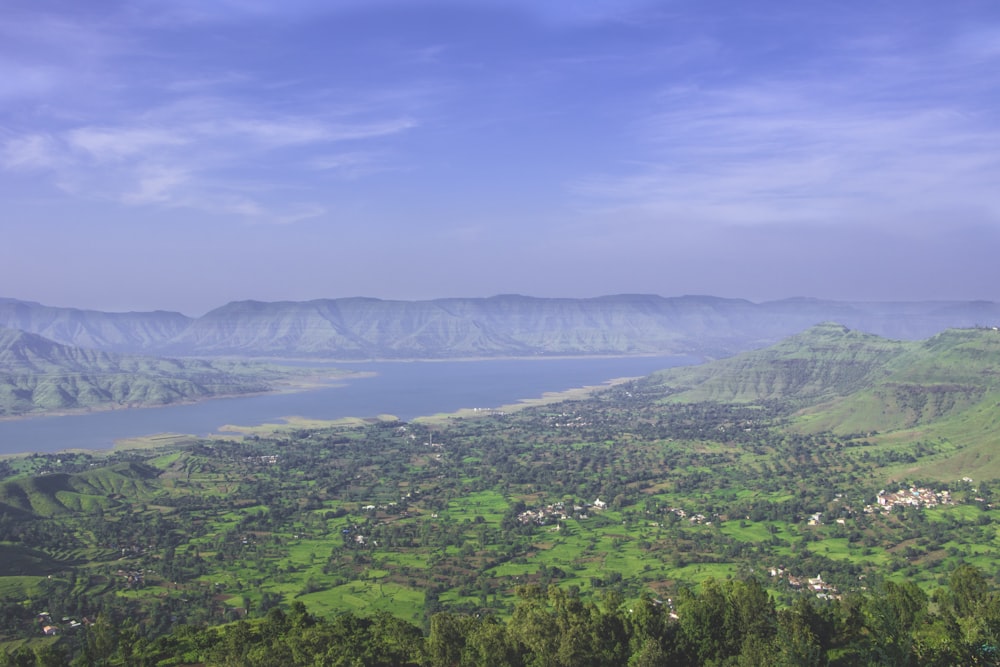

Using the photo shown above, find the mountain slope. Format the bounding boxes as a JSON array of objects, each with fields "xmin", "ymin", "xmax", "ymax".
[
  {"xmin": 644, "ymin": 323, "xmax": 908, "ymax": 405},
  {"xmin": 0, "ymin": 462, "xmax": 160, "ymax": 516},
  {"xmin": 2, "ymin": 295, "xmax": 1000, "ymax": 359},
  {"xmin": 641, "ymin": 324, "xmax": 1000, "ymax": 478},
  {"xmin": 0, "ymin": 328, "xmax": 301, "ymax": 417},
  {"xmin": 0, "ymin": 297, "xmax": 191, "ymax": 353},
  {"xmin": 161, "ymin": 295, "xmax": 735, "ymax": 358},
  {"xmin": 797, "ymin": 328, "xmax": 1000, "ymax": 434}
]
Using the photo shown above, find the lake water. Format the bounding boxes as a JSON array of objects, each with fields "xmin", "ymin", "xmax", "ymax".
[{"xmin": 0, "ymin": 356, "xmax": 696, "ymax": 455}]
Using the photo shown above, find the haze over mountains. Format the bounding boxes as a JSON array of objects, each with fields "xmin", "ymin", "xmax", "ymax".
[
  {"xmin": 0, "ymin": 327, "xmax": 314, "ymax": 417},
  {"xmin": 639, "ymin": 322, "xmax": 1000, "ymax": 480},
  {"xmin": 2, "ymin": 295, "xmax": 999, "ymax": 360}
]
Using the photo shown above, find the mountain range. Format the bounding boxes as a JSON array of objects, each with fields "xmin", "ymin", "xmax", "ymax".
[
  {"xmin": 644, "ymin": 322, "xmax": 1000, "ymax": 479},
  {"xmin": 0, "ymin": 327, "xmax": 311, "ymax": 417},
  {"xmin": 3, "ymin": 295, "xmax": 1000, "ymax": 359}
]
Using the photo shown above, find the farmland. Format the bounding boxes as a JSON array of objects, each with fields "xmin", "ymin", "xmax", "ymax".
[{"xmin": 3, "ymin": 326, "xmax": 1000, "ymax": 664}]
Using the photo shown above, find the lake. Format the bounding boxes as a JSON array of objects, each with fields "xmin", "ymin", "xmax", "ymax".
[{"xmin": 0, "ymin": 356, "xmax": 696, "ymax": 455}]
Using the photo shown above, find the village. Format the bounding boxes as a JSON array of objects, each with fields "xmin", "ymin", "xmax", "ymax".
[
  {"xmin": 866, "ymin": 486, "xmax": 954, "ymax": 513},
  {"xmin": 514, "ymin": 499, "xmax": 603, "ymax": 526}
]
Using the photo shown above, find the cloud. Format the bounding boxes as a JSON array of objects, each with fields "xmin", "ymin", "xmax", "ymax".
[
  {"xmin": 124, "ymin": 0, "xmax": 660, "ymax": 26},
  {"xmin": 2, "ymin": 134, "xmax": 62, "ymax": 170},
  {"xmin": 572, "ymin": 41, "xmax": 1000, "ymax": 233},
  {"xmin": 0, "ymin": 94, "xmax": 417, "ymax": 222},
  {"xmin": 309, "ymin": 151, "xmax": 395, "ymax": 180},
  {"xmin": 0, "ymin": 1, "xmax": 429, "ymax": 223},
  {"xmin": 68, "ymin": 127, "xmax": 191, "ymax": 162},
  {"xmin": 120, "ymin": 165, "xmax": 191, "ymax": 205},
  {"xmin": 220, "ymin": 117, "xmax": 416, "ymax": 146}
]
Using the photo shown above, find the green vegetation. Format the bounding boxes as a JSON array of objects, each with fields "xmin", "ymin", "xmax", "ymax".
[
  {"xmin": 7, "ymin": 570, "xmax": 993, "ymax": 666},
  {"xmin": 2, "ymin": 325, "xmax": 1000, "ymax": 664},
  {"xmin": 0, "ymin": 327, "xmax": 348, "ymax": 418}
]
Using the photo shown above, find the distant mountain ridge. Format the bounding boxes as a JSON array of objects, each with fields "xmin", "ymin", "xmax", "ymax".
[
  {"xmin": 642, "ymin": 322, "xmax": 908, "ymax": 406},
  {"xmin": 0, "ymin": 297, "xmax": 190, "ymax": 353},
  {"xmin": 640, "ymin": 323, "xmax": 1000, "ymax": 479},
  {"xmin": 2, "ymin": 295, "xmax": 999, "ymax": 359},
  {"xmin": 0, "ymin": 326, "xmax": 305, "ymax": 417},
  {"xmin": 644, "ymin": 322, "xmax": 1000, "ymax": 436}
]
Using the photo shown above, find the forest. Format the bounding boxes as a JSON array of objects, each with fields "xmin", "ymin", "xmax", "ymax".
[{"xmin": 5, "ymin": 569, "xmax": 998, "ymax": 666}]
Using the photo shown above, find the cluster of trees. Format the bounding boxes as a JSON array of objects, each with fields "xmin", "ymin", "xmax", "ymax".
[
  {"xmin": 5, "ymin": 567, "xmax": 998, "ymax": 666},
  {"xmin": 3, "ymin": 373, "xmax": 999, "ymax": 662}
]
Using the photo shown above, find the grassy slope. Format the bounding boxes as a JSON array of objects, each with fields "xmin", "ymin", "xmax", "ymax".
[
  {"xmin": 648, "ymin": 324, "xmax": 1000, "ymax": 480},
  {"xmin": 0, "ymin": 327, "xmax": 315, "ymax": 416},
  {"xmin": 646, "ymin": 323, "xmax": 907, "ymax": 405},
  {"xmin": 0, "ymin": 462, "xmax": 160, "ymax": 516},
  {"xmin": 5, "ymin": 324, "xmax": 1000, "ymax": 630}
]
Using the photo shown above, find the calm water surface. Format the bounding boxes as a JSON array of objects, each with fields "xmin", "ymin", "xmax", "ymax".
[{"xmin": 0, "ymin": 356, "xmax": 696, "ymax": 454}]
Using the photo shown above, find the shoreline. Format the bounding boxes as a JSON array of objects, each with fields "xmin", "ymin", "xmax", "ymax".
[
  {"xmin": 413, "ymin": 375, "xmax": 638, "ymax": 425},
  {"xmin": 0, "ymin": 370, "xmax": 373, "ymax": 424},
  {"xmin": 0, "ymin": 375, "xmax": 639, "ymax": 460},
  {"xmin": 0, "ymin": 356, "xmax": 686, "ymax": 458},
  {"xmin": 207, "ymin": 374, "xmax": 642, "ymax": 437},
  {"xmin": 109, "ymin": 375, "xmax": 639, "ymax": 445},
  {"xmin": 0, "ymin": 352, "xmax": 691, "ymax": 425}
]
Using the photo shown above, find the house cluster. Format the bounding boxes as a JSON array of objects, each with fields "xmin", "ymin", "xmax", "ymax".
[
  {"xmin": 868, "ymin": 487, "xmax": 952, "ymax": 512},
  {"xmin": 116, "ymin": 568, "xmax": 146, "ymax": 588},
  {"xmin": 469, "ymin": 407, "xmax": 507, "ymax": 417},
  {"xmin": 768, "ymin": 569, "xmax": 840, "ymax": 600},
  {"xmin": 244, "ymin": 454, "xmax": 279, "ymax": 465},
  {"xmin": 341, "ymin": 524, "xmax": 379, "ymax": 548},
  {"xmin": 666, "ymin": 507, "xmax": 712, "ymax": 525},
  {"xmin": 361, "ymin": 502, "xmax": 399, "ymax": 512},
  {"xmin": 36, "ymin": 612, "xmax": 87, "ymax": 636},
  {"xmin": 551, "ymin": 413, "xmax": 591, "ymax": 428},
  {"xmin": 118, "ymin": 543, "xmax": 146, "ymax": 558},
  {"xmin": 516, "ymin": 499, "xmax": 608, "ymax": 526}
]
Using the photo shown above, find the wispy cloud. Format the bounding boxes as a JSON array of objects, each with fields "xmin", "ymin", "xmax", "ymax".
[
  {"xmin": 1, "ymin": 93, "xmax": 417, "ymax": 222},
  {"xmin": 0, "ymin": 1, "xmax": 429, "ymax": 224},
  {"xmin": 124, "ymin": 0, "xmax": 662, "ymax": 26},
  {"xmin": 68, "ymin": 126, "xmax": 191, "ymax": 162},
  {"xmin": 120, "ymin": 165, "xmax": 191, "ymax": 205},
  {"xmin": 2, "ymin": 134, "xmax": 63, "ymax": 170},
  {"xmin": 308, "ymin": 151, "xmax": 397, "ymax": 180},
  {"xmin": 572, "ymin": 32, "xmax": 1000, "ymax": 232}
]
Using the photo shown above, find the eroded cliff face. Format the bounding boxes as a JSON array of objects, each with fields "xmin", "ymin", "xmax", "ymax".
[{"xmin": 2, "ymin": 294, "xmax": 998, "ymax": 359}]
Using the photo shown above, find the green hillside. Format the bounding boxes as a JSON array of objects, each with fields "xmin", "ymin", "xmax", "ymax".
[
  {"xmin": 0, "ymin": 462, "xmax": 161, "ymax": 517},
  {"xmin": 0, "ymin": 327, "xmax": 329, "ymax": 417},
  {"xmin": 645, "ymin": 322, "xmax": 907, "ymax": 405},
  {"xmin": 5, "ymin": 325, "xmax": 1000, "ymax": 663},
  {"xmin": 793, "ymin": 329, "xmax": 1000, "ymax": 434},
  {"xmin": 644, "ymin": 324, "xmax": 1000, "ymax": 480}
]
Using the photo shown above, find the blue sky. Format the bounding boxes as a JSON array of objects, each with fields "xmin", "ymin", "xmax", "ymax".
[{"xmin": 2, "ymin": 0, "xmax": 1000, "ymax": 314}]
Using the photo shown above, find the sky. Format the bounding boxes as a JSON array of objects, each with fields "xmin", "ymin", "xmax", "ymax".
[{"xmin": 2, "ymin": 0, "xmax": 1000, "ymax": 315}]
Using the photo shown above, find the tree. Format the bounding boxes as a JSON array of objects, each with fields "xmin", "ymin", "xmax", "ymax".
[
  {"xmin": 949, "ymin": 564, "xmax": 988, "ymax": 618},
  {"xmin": 427, "ymin": 612, "xmax": 477, "ymax": 667},
  {"xmin": 677, "ymin": 579, "xmax": 730, "ymax": 664},
  {"xmin": 862, "ymin": 580, "xmax": 927, "ymax": 666}
]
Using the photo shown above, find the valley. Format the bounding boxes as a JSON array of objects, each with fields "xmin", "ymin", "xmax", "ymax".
[
  {"xmin": 2, "ymin": 324, "xmax": 1000, "ymax": 664},
  {"xmin": 0, "ymin": 328, "xmax": 355, "ymax": 421},
  {"xmin": 4, "ymin": 295, "xmax": 1000, "ymax": 360}
]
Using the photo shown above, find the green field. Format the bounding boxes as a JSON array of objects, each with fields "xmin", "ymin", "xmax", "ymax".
[{"xmin": 5, "ymin": 325, "xmax": 1000, "ymax": 662}]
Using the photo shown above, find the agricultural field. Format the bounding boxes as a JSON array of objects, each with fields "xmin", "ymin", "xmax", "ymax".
[{"xmin": 2, "ymin": 326, "xmax": 1000, "ymax": 663}]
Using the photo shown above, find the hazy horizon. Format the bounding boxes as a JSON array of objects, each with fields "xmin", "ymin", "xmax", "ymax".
[
  {"xmin": 4, "ymin": 1, "xmax": 1000, "ymax": 313},
  {"xmin": 5, "ymin": 291, "xmax": 999, "ymax": 321}
]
